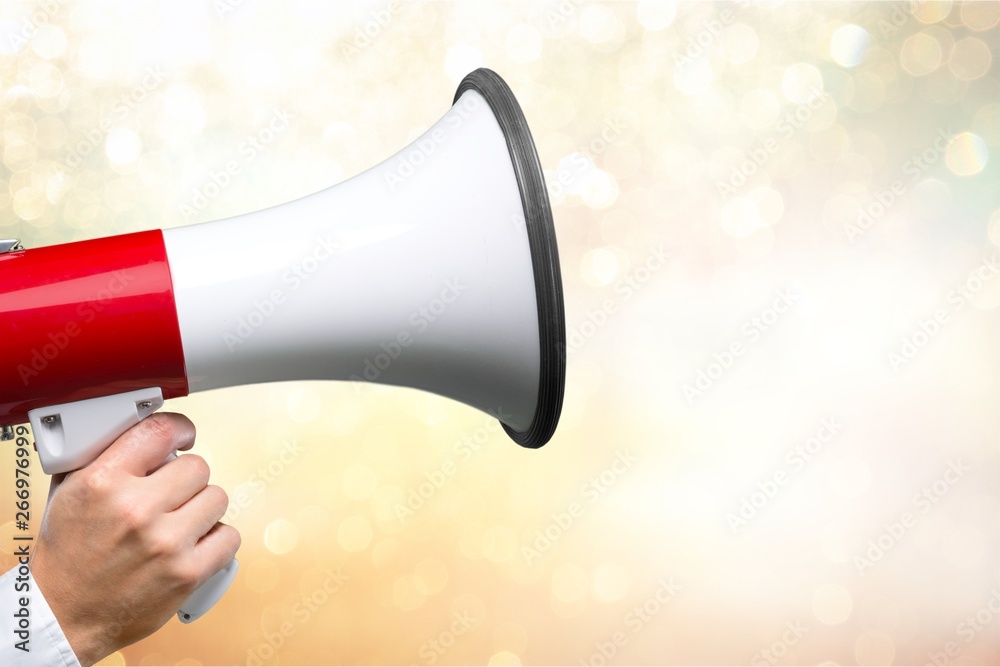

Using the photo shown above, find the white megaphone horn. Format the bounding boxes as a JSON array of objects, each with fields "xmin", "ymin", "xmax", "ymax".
[{"xmin": 0, "ymin": 69, "xmax": 566, "ymax": 622}]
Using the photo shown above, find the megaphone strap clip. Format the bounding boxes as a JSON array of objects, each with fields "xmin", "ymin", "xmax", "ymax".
[{"xmin": 0, "ymin": 238, "xmax": 24, "ymax": 254}]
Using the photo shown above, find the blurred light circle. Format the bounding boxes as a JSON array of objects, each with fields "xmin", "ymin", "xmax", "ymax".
[
  {"xmin": 493, "ymin": 622, "xmax": 528, "ymax": 654},
  {"xmin": 29, "ymin": 63, "xmax": 63, "ymax": 98},
  {"xmin": 961, "ymin": 1, "xmax": 1000, "ymax": 31},
  {"xmin": 948, "ymin": 37, "xmax": 992, "ymax": 81},
  {"xmin": 581, "ymin": 247, "xmax": 621, "ymax": 287},
  {"xmin": 489, "ymin": 652, "xmax": 522, "ymax": 666},
  {"xmin": 579, "ymin": 4, "xmax": 621, "ymax": 46},
  {"xmin": 481, "ymin": 525, "xmax": 519, "ymax": 563},
  {"xmin": 813, "ymin": 582, "xmax": 853, "ymax": 624},
  {"xmin": 781, "ymin": 63, "xmax": 824, "ymax": 104},
  {"xmin": 105, "ymin": 128, "xmax": 141, "ymax": 166},
  {"xmin": 392, "ymin": 575, "xmax": 426, "ymax": 611},
  {"xmin": 75, "ymin": 36, "xmax": 114, "ymax": 79},
  {"xmin": 830, "ymin": 24, "xmax": 870, "ymax": 67},
  {"xmin": 720, "ymin": 24, "xmax": 758, "ymax": 65},
  {"xmin": 749, "ymin": 186, "xmax": 784, "ymax": 226},
  {"xmin": 735, "ymin": 226, "xmax": 774, "ymax": 258},
  {"xmin": 988, "ymin": 208, "xmax": 1000, "ymax": 248},
  {"xmin": 900, "ymin": 32, "xmax": 942, "ymax": 76},
  {"xmin": 945, "ymin": 132, "xmax": 988, "ymax": 176},
  {"xmin": 414, "ymin": 558, "xmax": 450, "ymax": 594},
  {"xmin": 637, "ymin": 0, "xmax": 675, "ymax": 30},
  {"xmin": 264, "ymin": 518, "xmax": 298, "ymax": 555},
  {"xmin": 973, "ymin": 103, "xmax": 1000, "ymax": 146},
  {"xmin": 506, "ymin": 25, "xmax": 543, "ymax": 65},
  {"xmin": 914, "ymin": 1, "xmax": 953, "ymax": 24},
  {"xmin": 337, "ymin": 515, "xmax": 373, "ymax": 552},
  {"xmin": 673, "ymin": 59, "xmax": 713, "ymax": 96},
  {"xmin": 342, "ymin": 464, "xmax": 378, "ymax": 500},
  {"xmin": 721, "ymin": 196, "xmax": 763, "ymax": 238},
  {"xmin": 740, "ymin": 89, "xmax": 780, "ymax": 130},
  {"xmin": 551, "ymin": 563, "xmax": 589, "ymax": 603},
  {"xmin": 582, "ymin": 170, "xmax": 619, "ymax": 209},
  {"xmin": 245, "ymin": 559, "xmax": 281, "ymax": 594},
  {"xmin": 591, "ymin": 563, "xmax": 630, "ymax": 603},
  {"xmin": 855, "ymin": 631, "xmax": 895, "ymax": 666},
  {"xmin": 13, "ymin": 187, "xmax": 45, "ymax": 221},
  {"xmin": 31, "ymin": 25, "xmax": 68, "ymax": 60}
]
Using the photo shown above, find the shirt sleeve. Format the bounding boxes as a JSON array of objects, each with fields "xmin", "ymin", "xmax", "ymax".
[{"xmin": 0, "ymin": 566, "xmax": 81, "ymax": 667}]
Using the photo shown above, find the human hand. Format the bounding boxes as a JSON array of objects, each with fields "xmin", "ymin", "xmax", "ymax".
[{"xmin": 29, "ymin": 413, "xmax": 240, "ymax": 666}]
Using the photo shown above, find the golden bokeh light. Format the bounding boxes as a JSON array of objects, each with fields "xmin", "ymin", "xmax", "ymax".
[{"xmin": 0, "ymin": 2, "xmax": 996, "ymax": 666}]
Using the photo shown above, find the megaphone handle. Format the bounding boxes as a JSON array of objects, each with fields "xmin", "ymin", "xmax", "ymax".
[
  {"xmin": 27, "ymin": 389, "xmax": 238, "ymax": 623},
  {"xmin": 157, "ymin": 452, "xmax": 240, "ymax": 623}
]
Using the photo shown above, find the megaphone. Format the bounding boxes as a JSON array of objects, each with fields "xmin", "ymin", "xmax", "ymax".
[{"xmin": 0, "ymin": 69, "xmax": 565, "ymax": 622}]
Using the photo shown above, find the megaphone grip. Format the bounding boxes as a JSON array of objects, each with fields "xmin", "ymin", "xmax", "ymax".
[
  {"xmin": 155, "ymin": 451, "xmax": 239, "ymax": 622},
  {"xmin": 455, "ymin": 69, "xmax": 566, "ymax": 448}
]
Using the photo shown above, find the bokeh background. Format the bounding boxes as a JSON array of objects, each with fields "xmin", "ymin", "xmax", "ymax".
[{"xmin": 1, "ymin": 1, "xmax": 999, "ymax": 665}]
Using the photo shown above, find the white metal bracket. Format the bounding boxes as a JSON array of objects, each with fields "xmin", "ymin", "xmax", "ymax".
[{"xmin": 28, "ymin": 388, "xmax": 164, "ymax": 475}]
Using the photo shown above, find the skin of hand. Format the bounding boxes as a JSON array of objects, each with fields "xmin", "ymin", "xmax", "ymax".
[{"xmin": 29, "ymin": 413, "xmax": 241, "ymax": 667}]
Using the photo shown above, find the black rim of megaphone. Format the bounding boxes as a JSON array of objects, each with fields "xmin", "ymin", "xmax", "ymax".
[{"xmin": 455, "ymin": 69, "xmax": 566, "ymax": 449}]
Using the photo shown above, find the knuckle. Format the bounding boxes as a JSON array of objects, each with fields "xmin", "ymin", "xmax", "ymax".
[
  {"xmin": 142, "ymin": 413, "xmax": 177, "ymax": 441},
  {"xmin": 118, "ymin": 499, "xmax": 152, "ymax": 531},
  {"xmin": 180, "ymin": 454, "xmax": 210, "ymax": 482},
  {"xmin": 144, "ymin": 528, "xmax": 181, "ymax": 558},
  {"xmin": 206, "ymin": 484, "xmax": 229, "ymax": 511},
  {"xmin": 80, "ymin": 466, "xmax": 112, "ymax": 494},
  {"xmin": 169, "ymin": 559, "xmax": 202, "ymax": 588},
  {"xmin": 218, "ymin": 523, "xmax": 242, "ymax": 555}
]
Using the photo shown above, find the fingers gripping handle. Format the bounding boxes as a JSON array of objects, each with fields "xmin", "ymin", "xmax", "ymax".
[
  {"xmin": 27, "ymin": 388, "xmax": 238, "ymax": 623},
  {"xmin": 157, "ymin": 452, "xmax": 240, "ymax": 624}
]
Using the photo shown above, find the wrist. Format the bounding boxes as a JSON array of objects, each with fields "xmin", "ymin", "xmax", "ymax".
[{"xmin": 29, "ymin": 560, "xmax": 108, "ymax": 667}]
